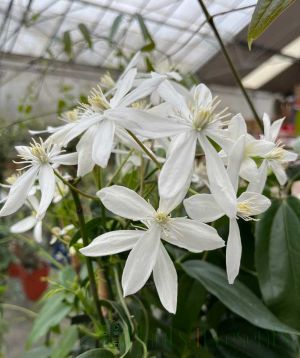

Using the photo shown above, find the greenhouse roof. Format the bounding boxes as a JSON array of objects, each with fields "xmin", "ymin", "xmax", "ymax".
[{"xmin": 0, "ymin": 0, "xmax": 256, "ymax": 73}]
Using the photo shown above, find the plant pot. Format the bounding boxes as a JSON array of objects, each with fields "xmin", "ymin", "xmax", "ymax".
[
  {"xmin": 20, "ymin": 264, "xmax": 50, "ymax": 301},
  {"xmin": 7, "ymin": 262, "xmax": 22, "ymax": 277}
]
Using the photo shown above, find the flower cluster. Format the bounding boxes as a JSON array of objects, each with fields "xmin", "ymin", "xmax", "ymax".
[{"xmin": 1, "ymin": 52, "xmax": 297, "ymax": 313}]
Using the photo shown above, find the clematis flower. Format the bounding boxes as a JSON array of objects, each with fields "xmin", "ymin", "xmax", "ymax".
[
  {"xmin": 136, "ymin": 80, "xmax": 238, "ymax": 218},
  {"xmin": 10, "ymin": 195, "xmax": 43, "ymax": 243},
  {"xmin": 224, "ymin": 114, "xmax": 275, "ymax": 183},
  {"xmin": 248, "ymin": 114, "xmax": 298, "ymax": 193},
  {"xmin": 47, "ymin": 69, "xmax": 169, "ymax": 177},
  {"xmin": 184, "ymin": 135, "xmax": 271, "ymax": 284},
  {"xmin": 80, "ymin": 185, "xmax": 224, "ymax": 313},
  {"xmin": 0, "ymin": 138, "xmax": 77, "ymax": 218}
]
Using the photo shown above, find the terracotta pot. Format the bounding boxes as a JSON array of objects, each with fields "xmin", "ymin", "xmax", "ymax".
[
  {"xmin": 7, "ymin": 262, "xmax": 22, "ymax": 277},
  {"xmin": 20, "ymin": 264, "xmax": 50, "ymax": 301}
]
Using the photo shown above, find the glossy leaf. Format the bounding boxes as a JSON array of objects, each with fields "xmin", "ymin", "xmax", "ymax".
[
  {"xmin": 182, "ymin": 260, "xmax": 298, "ymax": 335},
  {"xmin": 255, "ymin": 197, "xmax": 300, "ymax": 330},
  {"xmin": 76, "ymin": 348, "xmax": 115, "ymax": 357},
  {"xmin": 78, "ymin": 23, "xmax": 92, "ymax": 48},
  {"xmin": 248, "ymin": 0, "xmax": 296, "ymax": 48},
  {"xmin": 27, "ymin": 294, "xmax": 71, "ymax": 346},
  {"xmin": 208, "ymin": 318, "xmax": 299, "ymax": 358}
]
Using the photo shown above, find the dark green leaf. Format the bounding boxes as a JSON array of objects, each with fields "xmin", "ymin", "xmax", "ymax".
[
  {"xmin": 76, "ymin": 348, "xmax": 115, "ymax": 357},
  {"xmin": 109, "ymin": 14, "xmax": 123, "ymax": 43},
  {"xmin": 207, "ymin": 318, "xmax": 299, "ymax": 358},
  {"xmin": 135, "ymin": 14, "xmax": 155, "ymax": 52},
  {"xmin": 63, "ymin": 31, "xmax": 72, "ymax": 58},
  {"xmin": 78, "ymin": 23, "xmax": 92, "ymax": 48},
  {"xmin": 52, "ymin": 326, "xmax": 78, "ymax": 358},
  {"xmin": 248, "ymin": 0, "xmax": 296, "ymax": 48},
  {"xmin": 255, "ymin": 197, "xmax": 300, "ymax": 330},
  {"xmin": 182, "ymin": 260, "xmax": 298, "ymax": 335},
  {"xmin": 70, "ymin": 217, "xmax": 105, "ymax": 246},
  {"xmin": 27, "ymin": 294, "xmax": 71, "ymax": 346}
]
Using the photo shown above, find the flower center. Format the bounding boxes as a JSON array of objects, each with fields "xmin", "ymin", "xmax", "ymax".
[
  {"xmin": 265, "ymin": 145, "xmax": 284, "ymax": 161},
  {"xmin": 63, "ymin": 109, "xmax": 78, "ymax": 122},
  {"xmin": 100, "ymin": 72, "xmax": 115, "ymax": 89},
  {"xmin": 192, "ymin": 108, "xmax": 214, "ymax": 131},
  {"xmin": 29, "ymin": 140, "xmax": 49, "ymax": 163},
  {"xmin": 155, "ymin": 211, "xmax": 170, "ymax": 224},
  {"xmin": 88, "ymin": 85, "xmax": 110, "ymax": 111}
]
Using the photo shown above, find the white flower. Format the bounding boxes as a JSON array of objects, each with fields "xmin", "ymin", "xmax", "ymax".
[
  {"xmin": 10, "ymin": 195, "xmax": 43, "ymax": 243},
  {"xmin": 0, "ymin": 139, "xmax": 77, "ymax": 218},
  {"xmin": 142, "ymin": 81, "xmax": 237, "ymax": 218},
  {"xmin": 184, "ymin": 135, "xmax": 271, "ymax": 284},
  {"xmin": 225, "ymin": 114, "xmax": 275, "ymax": 183},
  {"xmin": 80, "ymin": 185, "xmax": 224, "ymax": 313},
  {"xmin": 248, "ymin": 114, "xmax": 298, "ymax": 193},
  {"xmin": 47, "ymin": 69, "xmax": 167, "ymax": 177}
]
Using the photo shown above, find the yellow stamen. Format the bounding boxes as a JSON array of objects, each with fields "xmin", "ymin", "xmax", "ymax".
[{"xmin": 155, "ymin": 211, "xmax": 170, "ymax": 224}]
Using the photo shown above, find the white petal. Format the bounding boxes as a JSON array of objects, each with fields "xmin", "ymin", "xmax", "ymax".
[
  {"xmin": 0, "ymin": 166, "xmax": 39, "ymax": 216},
  {"xmin": 282, "ymin": 149, "xmax": 298, "ymax": 162},
  {"xmin": 109, "ymin": 108, "xmax": 189, "ymax": 139},
  {"xmin": 33, "ymin": 221, "xmax": 43, "ymax": 243},
  {"xmin": 165, "ymin": 218, "xmax": 225, "ymax": 252},
  {"xmin": 270, "ymin": 117, "xmax": 284, "ymax": 142},
  {"xmin": 238, "ymin": 191, "xmax": 271, "ymax": 215},
  {"xmin": 153, "ymin": 243, "xmax": 178, "ymax": 313},
  {"xmin": 227, "ymin": 135, "xmax": 246, "ymax": 191},
  {"xmin": 76, "ymin": 126, "xmax": 96, "ymax": 177},
  {"xmin": 157, "ymin": 80, "xmax": 190, "ymax": 119},
  {"xmin": 37, "ymin": 164, "xmax": 55, "ymax": 217},
  {"xmin": 193, "ymin": 84, "xmax": 212, "ymax": 108},
  {"xmin": 183, "ymin": 194, "xmax": 224, "ymax": 223},
  {"xmin": 80, "ymin": 230, "xmax": 143, "ymax": 256},
  {"xmin": 92, "ymin": 119, "xmax": 115, "ymax": 168},
  {"xmin": 10, "ymin": 216, "xmax": 36, "ymax": 233},
  {"xmin": 27, "ymin": 195, "xmax": 39, "ymax": 211},
  {"xmin": 45, "ymin": 123, "xmax": 76, "ymax": 146},
  {"xmin": 122, "ymin": 225, "xmax": 161, "ymax": 296},
  {"xmin": 97, "ymin": 185, "xmax": 155, "ymax": 220},
  {"xmin": 119, "ymin": 76, "xmax": 163, "ymax": 107},
  {"xmin": 247, "ymin": 160, "xmax": 268, "ymax": 194},
  {"xmin": 269, "ymin": 161, "xmax": 287, "ymax": 185},
  {"xmin": 110, "ymin": 68, "xmax": 137, "ymax": 108},
  {"xmin": 158, "ymin": 131, "xmax": 197, "ymax": 213},
  {"xmin": 246, "ymin": 137, "xmax": 274, "ymax": 157},
  {"xmin": 226, "ymin": 218, "xmax": 242, "ymax": 284},
  {"xmin": 228, "ymin": 113, "xmax": 247, "ymax": 140},
  {"xmin": 240, "ymin": 157, "xmax": 259, "ymax": 183},
  {"xmin": 198, "ymin": 134, "xmax": 237, "ymax": 218},
  {"xmin": 262, "ymin": 113, "xmax": 271, "ymax": 141},
  {"xmin": 51, "ymin": 152, "xmax": 78, "ymax": 166},
  {"xmin": 63, "ymin": 117, "xmax": 101, "ymax": 146}
]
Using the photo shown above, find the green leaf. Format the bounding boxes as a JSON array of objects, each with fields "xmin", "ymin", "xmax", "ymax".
[
  {"xmin": 78, "ymin": 23, "xmax": 92, "ymax": 48},
  {"xmin": 248, "ymin": 0, "xmax": 296, "ymax": 48},
  {"xmin": 63, "ymin": 31, "xmax": 72, "ymax": 58},
  {"xmin": 255, "ymin": 197, "xmax": 300, "ymax": 330},
  {"xmin": 135, "ymin": 14, "xmax": 155, "ymax": 52},
  {"xmin": 76, "ymin": 348, "xmax": 115, "ymax": 357},
  {"xmin": 109, "ymin": 14, "xmax": 123, "ymax": 43},
  {"xmin": 207, "ymin": 318, "xmax": 299, "ymax": 358},
  {"xmin": 27, "ymin": 294, "xmax": 71, "ymax": 346},
  {"xmin": 70, "ymin": 217, "xmax": 105, "ymax": 246},
  {"xmin": 182, "ymin": 260, "xmax": 299, "ymax": 335},
  {"xmin": 22, "ymin": 347, "xmax": 52, "ymax": 358},
  {"xmin": 52, "ymin": 326, "xmax": 78, "ymax": 358}
]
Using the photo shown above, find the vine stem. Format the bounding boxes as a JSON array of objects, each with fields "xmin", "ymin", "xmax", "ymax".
[
  {"xmin": 197, "ymin": 0, "xmax": 263, "ymax": 131},
  {"xmin": 54, "ymin": 170, "xmax": 98, "ymax": 200},
  {"xmin": 106, "ymin": 149, "xmax": 135, "ymax": 187},
  {"xmin": 126, "ymin": 130, "xmax": 162, "ymax": 168},
  {"xmin": 70, "ymin": 188, "xmax": 105, "ymax": 327}
]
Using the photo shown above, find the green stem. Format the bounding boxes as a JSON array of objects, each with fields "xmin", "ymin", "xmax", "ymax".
[
  {"xmin": 70, "ymin": 188, "xmax": 105, "ymax": 326},
  {"xmin": 197, "ymin": 0, "xmax": 263, "ymax": 131},
  {"xmin": 139, "ymin": 154, "xmax": 145, "ymax": 195},
  {"xmin": 54, "ymin": 170, "xmax": 98, "ymax": 200},
  {"xmin": 126, "ymin": 130, "xmax": 162, "ymax": 168},
  {"xmin": 106, "ymin": 149, "xmax": 134, "ymax": 187},
  {"xmin": 1, "ymin": 303, "xmax": 37, "ymax": 318},
  {"xmin": 112, "ymin": 265, "xmax": 135, "ymax": 334}
]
